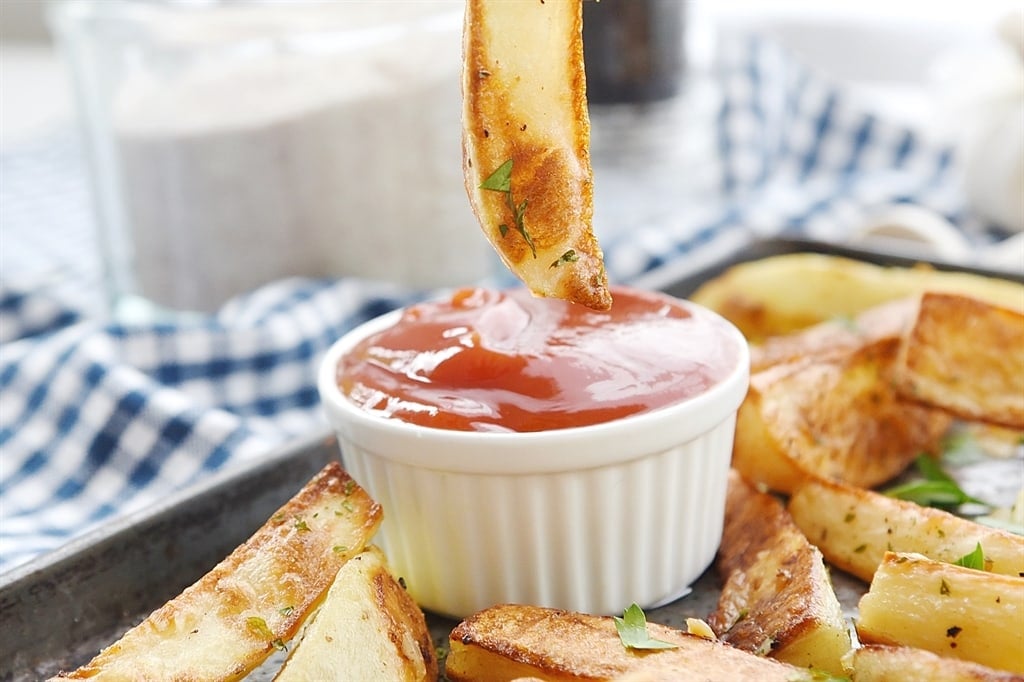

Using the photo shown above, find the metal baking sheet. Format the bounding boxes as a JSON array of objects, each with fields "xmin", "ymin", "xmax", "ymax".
[{"xmin": 1, "ymin": 237, "xmax": 1019, "ymax": 681}]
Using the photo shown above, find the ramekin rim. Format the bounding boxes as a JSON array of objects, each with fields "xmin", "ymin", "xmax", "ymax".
[{"xmin": 316, "ymin": 295, "xmax": 750, "ymax": 473}]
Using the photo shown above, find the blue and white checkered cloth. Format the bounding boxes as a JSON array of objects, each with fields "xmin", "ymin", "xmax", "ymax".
[{"xmin": 0, "ymin": 34, "xmax": 1011, "ymax": 573}]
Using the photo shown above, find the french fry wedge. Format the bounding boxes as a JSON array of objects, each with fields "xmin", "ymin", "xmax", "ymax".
[
  {"xmin": 462, "ymin": 0, "xmax": 611, "ymax": 310},
  {"xmin": 446, "ymin": 604, "xmax": 831, "ymax": 682},
  {"xmin": 856, "ymin": 552, "xmax": 1024, "ymax": 674},
  {"xmin": 750, "ymin": 297, "xmax": 915, "ymax": 372},
  {"xmin": 709, "ymin": 471, "xmax": 851, "ymax": 675},
  {"xmin": 689, "ymin": 253, "xmax": 1024, "ymax": 342},
  {"xmin": 55, "ymin": 462, "xmax": 382, "ymax": 681},
  {"xmin": 274, "ymin": 545, "xmax": 436, "ymax": 682},
  {"xmin": 849, "ymin": 644, "xmax": 1024, "ymax": 682},
  {"xmin": 893, "ymin": 292, "xmax": 1024, "ymax": 429},
  {"xmin": 733, "ymin": 337, "xmax": 952, "ymax": 494},
  {"xmin": 787, "ymin": 476, "xmax": 1024, "ymax": 582}
]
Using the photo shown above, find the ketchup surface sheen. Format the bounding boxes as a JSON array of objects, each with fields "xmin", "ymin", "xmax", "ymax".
[{"xmin": 337, "ymin": 287, "xmax": 740, "ymax": 433}]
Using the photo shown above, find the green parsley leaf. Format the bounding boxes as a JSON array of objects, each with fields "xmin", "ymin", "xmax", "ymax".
[
  {"xmin": 954, "ymin": 542, "xmax": 986, "ymax": 570},
  {"xmin": 884, "ymin": 455, "xmax": 987, "ymax": 510},
  {"xmin": 613, "ymin": 603, "xmax": 678, "ymax": 651},
  {"xmin": 246, "ymin": 616, "xmax": 274, "ymax": 640},
  {"xmin": 479, "ymin": 159, "xmax": 537, "ymax": 258},
  {"xmin": 479, "ymin": 159, "xmax": 513, "ymax": 192},
  {"xmin": 884, "ymin": 480, "xmax": 974, "ymax": 507},
  {"xmin": 550, "ymin": 249, "xmax": 579, "ymax": 268}
]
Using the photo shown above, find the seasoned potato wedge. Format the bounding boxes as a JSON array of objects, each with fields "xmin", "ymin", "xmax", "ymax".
[
  {"xmin": 275, "ymin": 545, "xmax": 436, "ymax": 682},
  {"xmin": 55, "ymin": 462, "xmax": 382, "ymax": 681},
  {"xmin": 788, "ymin": 476, "xmax": 1024, "ymax": 582},
  {"xmin": 850, "ymin": 644, "xmax": 1024, "ymax": 682},
  {"xmin": 709, "ymin": 471, "xmax": 851, "ymax": 675},
  {"xmin": 857, "ymin": 552, "xmax": 1024, "ymax": 674},
  {"xmin": 689, "ymin": 253, "xmax": 1024, "ymax": 342},
  {"xmin": 733, "ymin": 337, "xmax": 952, "ymax": 494},
  {"xmin": 750, "ymin": 297, "xmax": 915, "ymax": 372},
  {"xmin": 893, "ymin": 292, "xmax": 1024, "ymax": 429},
  {"xmin": 462, "ymin": 0, "xmax": 610, "ymax": 310},
  {"xmin": 446, "ymin": 604, "xmax": 828, "ymax": 681}
]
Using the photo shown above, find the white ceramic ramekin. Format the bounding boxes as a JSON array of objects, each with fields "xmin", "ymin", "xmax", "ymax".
[{"xmin": 317, "ymin": 295, "xmax": 750, "ymax": 619}]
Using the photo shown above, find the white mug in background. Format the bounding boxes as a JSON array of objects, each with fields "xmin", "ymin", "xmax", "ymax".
[{"xmin": 49, "ymin": 0, "xmax": 489, "ymax": 316}]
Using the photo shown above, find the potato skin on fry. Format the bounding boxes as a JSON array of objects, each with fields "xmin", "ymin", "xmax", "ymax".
[
  {"xmin": 893, "ymin": 292, "xmax": 1024, "ymax": 429},
  {"xmin": 709, "ymin": 471, "xmax": 851, "ymax": 675},
  {"xmin": 788, "ymin": 476, "xmax": 1024, "ymax": 583},
  {"xmin": 850, "ymin": 644, "xmax": 1024, "ymax": 682},
  {"xmin": 446, "ymin": 604, "xmax": 824, "ymax": 682},
  {"xmin": 733, "ymin": 337, "xmax": 952, "ymax": 494},
  {"xmin": 54, "ymin": 463, "xmax": 383, "ymax": 682},
  {"xmin": 462, "ymin": 0, "xmax": 611, "ymax": 310},
  {"xmin": 750, "ymin": 297, "xmax": 916, "ymax": 372},
  {"xmin": 857, "ymin": 553, "xmax": 1024, "ymax": 674},
  {"xmin": 275, "ymin": 546, "xmax": 437, "ymax": 682},
  {"xmin": 690, "ymin": 253, "xmax": 1024, "ymax": 343}
]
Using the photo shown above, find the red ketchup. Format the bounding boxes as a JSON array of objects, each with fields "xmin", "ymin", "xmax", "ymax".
[{"xmin": 337, "ymin": 287, "xmax": 740, "ymax": 433}]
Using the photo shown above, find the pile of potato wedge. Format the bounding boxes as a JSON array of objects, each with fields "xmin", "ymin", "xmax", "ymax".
[
  {"xmin": 443, "ymin": 253, "xmax": 1024, "ymax": 682},
  {"xmin": 52, "ymin": 253, "xmax": 1022, "ymax": 682},
  {"xmin": 696, "ymin": 253, "xmax": 1024, "ymax": 679}
]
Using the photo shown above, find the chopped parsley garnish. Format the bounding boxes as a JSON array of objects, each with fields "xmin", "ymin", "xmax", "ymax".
[
  {"xmin": 247, "ymin": 615, "xmax": 287, "ymax": 651},
  {"xmin": 550, "ymin": 249, "xmax": 578, "ymax": 268},
  {"xmin": 954, "ymin": 543, "xmax": 986, "ymax": 570},
  {"xmin": 246, "ymin": 616, "xmax": 274, "ymax": 640},
  {"xmin": 884, "ymin": 455, "xmax": 987, "ymax": 511},
  {"xmin": 613, "ymin": 603, "xmax": 678, "ymax": 651},
  {"xmin": 480, "ymin": 159, "xmax": 536, "ymax": 258}
]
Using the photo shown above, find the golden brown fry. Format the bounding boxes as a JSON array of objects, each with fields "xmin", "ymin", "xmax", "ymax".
[
  {"xmin": 446, "ymin": 604, "xmax": 826, "ymax": 682},
  {"xmin": 788, "ymin": 476, "xmax": 1024, "ymax": 583},
  {"xmin": 462, "ymin": 0, "xmax": 610, "ymax": 310},
  {"xmin": 55, "ymin": 462, "xmax": 382, "ymax": 681},
  {"xmin": 850, "ymin": 644, "xmax": 1024, "ymax": 682},
  {"xmin": 893, "ymin": 292, "xmax": 1024, "ymax": 429},
  {"xmin": 857, "ymin": 552, "xmax": 1024, "ymax": 674},
  {"xmin": 689, "ymin": 253, "xmax": 1024, "ymax": 343},
  {"xmin": 733, "ymin": 337, "xmax": 952, "ymax": 494},
  {"xmin": 750, "ymin": 297, "xmax": 915, "ymax": 372},
  {"xmin": 274, "ymin": 546, "xmax": 436, "ymax": 682},
  {"xmin": 709, "ymin": 471, "xmax": 851, "ymax": 675}
]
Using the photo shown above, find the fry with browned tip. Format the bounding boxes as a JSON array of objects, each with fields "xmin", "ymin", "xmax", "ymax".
[{"xmin": 462, "ymin": 0, "xmax": 611, "ymax": 310}]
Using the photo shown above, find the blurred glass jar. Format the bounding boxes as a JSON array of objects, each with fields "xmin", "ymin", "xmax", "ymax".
[
  {"xmin": 49, "ymin": 0, "xmax": 487, "ymax": 315},
  {"xmin": 583, "ymin": 0, "xmax": 686, "ymax": 103}
]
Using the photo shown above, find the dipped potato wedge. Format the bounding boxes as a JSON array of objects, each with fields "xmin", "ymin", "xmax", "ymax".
[
  {"xmin": 788, "ymin": 475, "xmax": 1024, "ymax": 583},
  {"xmin": 275, "ymin": 545, "xmax": 436, "ymax": 682},
  {"xmin": 54, "ymin": 462, "xmax": 383, "ymax": 681},
  {"xmin": 709, "ymin": 471, "xmax": 851, "ymax": 675},
  {"xmin": 733, "ymin": 336, "xmax": 952, "ymax": 494},
  {"xmin": 446, "ymin": 604, "xmax": 830, "ymax": 682},
  {"xmin": 857, "ymin": 552, "xmax": 1024, "ymax": 674},
  {"xmin": 462, "ymin": 0, "xmax": 610, "ymax": 310}
]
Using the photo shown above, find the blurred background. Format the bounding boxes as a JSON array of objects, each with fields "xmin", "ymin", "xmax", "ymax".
[
  {"xmin": 2, "ymin": 0, "xmax": 1022, "ymax": 319},
  {"xmin": 1, "ymin": 0, "xmax": 1022, "ymax": 573}
]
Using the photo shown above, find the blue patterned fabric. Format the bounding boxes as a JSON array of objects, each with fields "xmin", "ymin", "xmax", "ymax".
[{"xmin": 0, "ymin": 35, "xmax": 1004, "ymax": 573}]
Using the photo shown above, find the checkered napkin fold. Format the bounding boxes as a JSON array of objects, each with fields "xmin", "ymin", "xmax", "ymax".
[{"xmin": 0, "ymin": 35, "xmax": 998, "ymax": 573}]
